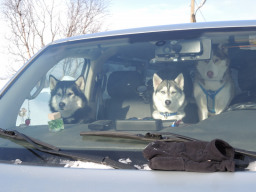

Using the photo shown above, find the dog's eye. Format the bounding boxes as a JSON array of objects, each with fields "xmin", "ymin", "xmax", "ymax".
[
  {"xmin": 161, "ymin": 91, "xmax": 166, "ymax": 94},
  {"xmin": 214, "ymin": 59, "xmax": 220, "ymax": 63},
  {"xmin": 67, "ymin": 93, "xmax": 73, "ymax": 96},
  {"xmin": 57, "ymin": 93, "xmax": 62, "ymax": 97},
  {"xmin": 171, "ymin": 91, "xmax": 177, "ymax": 94}
]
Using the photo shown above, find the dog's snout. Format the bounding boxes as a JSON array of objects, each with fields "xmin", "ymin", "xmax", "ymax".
[
  {"xmin": 59, "ymin": 102, "xmax": 65, "ymax": 109},
  {"xmin": 207, "ymin": 71, "xmax": 214, "ymax": 78},
  {"xmin": 165, "ymin": 100, "xmax": 171, "ymax": 105}
]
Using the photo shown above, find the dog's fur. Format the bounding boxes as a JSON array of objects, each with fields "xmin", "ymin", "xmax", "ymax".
[
  {"xmin": 193, "ymin": 44, "xmax": 235, "ymax": 121},
  {"xmin": 49, "ymin": 75, "xmax": 92, "ymax": 124},
  {"xmin": 152, "ymin": 73, "xmax": 186, "ymax": 121}
]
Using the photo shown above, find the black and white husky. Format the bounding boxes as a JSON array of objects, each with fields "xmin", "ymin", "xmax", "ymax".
[
  {"xmin": 152, "ymin": 73, "xmax": 187, "ymax": 121},
  {"xmin": 49, "ymin": 75, "xmax": 92, "ymax": 124}
]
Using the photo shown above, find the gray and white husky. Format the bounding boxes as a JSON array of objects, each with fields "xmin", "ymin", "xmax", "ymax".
[
  {"xmin": 49, "ymin": 75, "xmax": 92, "ymax": 124},
  {"xmin": 193, "ymin": 44, "xmax": 235, "ymax": 121},
  {"xmin": 152, "ymin": 73, "xmax": 187, "ymax": 121}
]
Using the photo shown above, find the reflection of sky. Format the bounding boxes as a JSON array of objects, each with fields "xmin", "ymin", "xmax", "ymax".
[{"xmin": 1, "ymin": 0, "xmax": 256, "ymax": 81}]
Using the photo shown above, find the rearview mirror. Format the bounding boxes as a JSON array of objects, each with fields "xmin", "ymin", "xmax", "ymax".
[{"xmin": 151, "ymin": 39, "xmax": 211, "ymax": 62}]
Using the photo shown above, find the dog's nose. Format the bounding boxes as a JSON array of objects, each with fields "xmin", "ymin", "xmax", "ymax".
[
  {"xmin": 165, "ymin": 100, "xmax": 171, "ymax": 105},
  {"xmin": 207, "ymin": 71, "xmax": 214, "ymax": 78},
  {"xmin": 59, "ymin": 102, "xmax": 65, "ymax": 109}
]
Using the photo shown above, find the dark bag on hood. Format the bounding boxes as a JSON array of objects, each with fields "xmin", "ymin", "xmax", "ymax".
[{"xmin": 143, "ymin": 139, "xmax": 235, "ymax": 172}]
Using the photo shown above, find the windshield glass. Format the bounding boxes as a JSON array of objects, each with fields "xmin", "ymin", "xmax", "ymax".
[{"xmin": 2, "ymin": 26, "xmax": 256, "ymax": 168}]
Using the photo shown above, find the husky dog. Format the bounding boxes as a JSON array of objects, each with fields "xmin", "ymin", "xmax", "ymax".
[
  {"xmin": 49, "ymin": 75, "xmax": 92, "ymax": 124},
  {"xmin": 193, "ymin": 44, "xmax": 235, "ymax": 121},
  {"xmin": 152, "ymin": 73, "xmax": 187, "ymax": 121}
]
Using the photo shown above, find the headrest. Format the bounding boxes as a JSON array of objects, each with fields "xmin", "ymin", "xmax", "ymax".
[
  {"xmin": 107, "ymin": 71, "xmax": 143, "ymax": 98},
  {"xmin": 238, "ymin": 63, "xmax": 256, "ymax": 91}
]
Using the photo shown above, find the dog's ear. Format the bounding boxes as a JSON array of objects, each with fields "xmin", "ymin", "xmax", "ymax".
[
  {"xmin": 213, "ymin": 43, "xmax": 228, "ymax": 59},
  {"xmin": 49, "ymin": 75, "xmax": 58, "ymax": 91},
  {"xmin": 218, "ymin": 43, "xmax": 228, "ymax": 56},
  {"xmin": 75, "ymin": 76, "xmax": 85, "ymax": 92},
  {"xmin": 153, "ymin": 73, "xmax": 162, "ymax": 91},
  {"xmin": 174, "ymin": 73, "xmax": 184, "ymax": 90}
]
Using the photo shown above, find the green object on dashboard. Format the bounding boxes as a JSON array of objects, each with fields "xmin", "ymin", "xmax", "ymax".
[{"xmin": 48, "ymin": 118, "xmax": 64, "ymax": 132}]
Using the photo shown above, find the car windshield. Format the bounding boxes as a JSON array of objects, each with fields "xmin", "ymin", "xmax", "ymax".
[{"xmin": 2, "ymin": 25, "xmax": 256, "ymax": 169}]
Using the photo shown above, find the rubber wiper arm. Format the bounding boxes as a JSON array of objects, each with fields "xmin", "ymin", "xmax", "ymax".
[
  {"xmin": 226, "ymin": 103, "xmax": 256, "ymax": 112},
  {"xmin": 80, "ymin": 131, "xmax": 256, "ymax": 160},
  {"xmin": 0, "ymin": 128, "xmax": 59, "ymax": 151},
  {"xmin": 235, "ymin": 148, "xmax": 256, "ymax": 159},
  {"xmin": 80, "ymin": 131, "xmax": 195, "ymax": 142},
  {"xmin": 0, "ymin": 128, "xmax": 135, "ymax": 169}
]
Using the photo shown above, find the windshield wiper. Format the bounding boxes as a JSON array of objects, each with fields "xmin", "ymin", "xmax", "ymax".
[
  {"xmin": 80, "ymin": 131, "xmax": 197, "ymax": 142},
  {"xmin": 0, "ymin": 128, "xmax": 135, "ymax": 169},
  {"xmin": 80, "ymin": 131, "xmax": 256, "ymax": 160},
  {"xmin": 0, "ymin": 128, "xmax": 60, "ymax": 151},
  {"xmin": 226, "ymin": 102, "xmax": 256, "ymax": 112}
]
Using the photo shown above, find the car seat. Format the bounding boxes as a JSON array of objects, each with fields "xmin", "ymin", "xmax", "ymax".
[{"xmin": 104, "ymin": 71, "xmax": 152, "ymax": 120}]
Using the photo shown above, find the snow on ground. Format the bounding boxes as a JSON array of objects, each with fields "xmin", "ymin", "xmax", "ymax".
[
  {"xmin": 118, "ymin": 158, "xmax": 132, "ymax": 164},
  {"xmin": 246, "ymin": 161, "xmax": 256, "ymax": 171},
  {"xmin": 61, "ymin": 160, "xmax": 114, "ymax": 169},
  {"xmin": 13, "ymin": 158, "xmax": 151, "ymax": 170}
]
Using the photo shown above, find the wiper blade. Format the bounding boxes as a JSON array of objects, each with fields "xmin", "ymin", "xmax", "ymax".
[
  {"xmin": 0, "ymin": 128, "xmax": 60, "ymax": 151},
  {"xmin": 226, "ymin": 102, "xmax": 256, "ymax": 112},
  {"xmin": 0, "ymin": 128, "xmax": 135, "ymax": 169},
  {"xmin": 80, "ymin": 131, "xmax": 256, "ymax": 160},
  {"xmin": 234, "ymin": 148, "xmax": 256, "ymax": 159},
  {"xmin": 80, "ymin": 131, "xmax": 196, "ymax": 142}
]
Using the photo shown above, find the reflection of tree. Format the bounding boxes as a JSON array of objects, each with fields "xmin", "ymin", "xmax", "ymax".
[
  {"xmin": 2, "ymin": 0, "xmax": 109, "ymax": 75},
  {"xmin": 45, "ymin": 57, "xmax": 86, "ymax": 83},
  {"xmin": 62, "ymin": 58, "xmax": 84, "ymax": 79}
]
